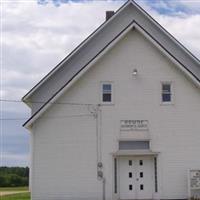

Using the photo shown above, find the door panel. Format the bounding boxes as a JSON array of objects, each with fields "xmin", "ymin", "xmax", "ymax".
[
  {"xmin": 136, "ymin": 157, "xmax": 154, "ymax": 199},
  {"xmin": 119, "ymin": 157, "xmax": 137, "ymax": 199},
  {"xmin": 119, "ymin": 156, "xmax": 154, "ymax": 199}
]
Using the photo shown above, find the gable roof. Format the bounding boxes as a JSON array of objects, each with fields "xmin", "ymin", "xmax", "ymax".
[
  {"xmin": 23, "ymin": 0, "xmax": 200, "ymax": 129},
  {"xmin": 22, "ymin": 0, "xmax": 131, "ymax": 104}
]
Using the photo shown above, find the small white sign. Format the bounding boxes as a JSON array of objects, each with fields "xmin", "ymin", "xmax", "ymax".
[
  {"xmin": 120, "ymin": 120, "xmax": 149, "ymax": 131},
  {"xmin": 190, "ymin": 170, "xmax": 200, "ymax": 190},
  {"xmin": 188, "ymin": 169, "xmax": 200, "ymax": 198}
]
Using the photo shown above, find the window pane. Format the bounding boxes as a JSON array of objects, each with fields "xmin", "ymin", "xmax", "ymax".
[
  {"xmin": 103, "ymin": 84, "xmax": 111, "ymax": 91},
  {"xmin": 162, "ymin": 84, "xmax": 171, "ymax": 92},
  {"xmin": 102, "ymin": 83, "xmax": 112, "ymax": 103},
  {"xmin": 103, "ymin": 93, "xmax": 111, "ymax": 102},
  {"xmin": 162, "ymin": 94, "xmax": 171, "ymax": 102},
  {"xmin": 139, "ymin": 160, "xmax": 143, "ymax": 166},
  {"xmin": 140, "ymin": 184, "xmax": 144, "ymax": 190},
  {"xmin": 162, "ymin": 83, "xmax": 171, "ymax": 102},
  {"xmin": 129, "ymin": 185, "xmax": 132, "ymax": 190},
  {"xmin": 119, "ymin": 141, "xmax": 150, "ymax": 150}
]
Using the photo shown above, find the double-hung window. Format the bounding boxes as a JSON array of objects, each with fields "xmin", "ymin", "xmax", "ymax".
[
  {"xmin": 161, "ymin": 82, "xmax": 172, "ymax": 103},
  {"xmin": 101, "ymin": 82, "xmax": 113, "ymax": 103}
]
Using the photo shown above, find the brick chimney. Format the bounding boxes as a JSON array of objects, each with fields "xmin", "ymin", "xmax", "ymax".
[{"xmin": 106, "ymin": 11, "xmax": 115, "ymax": 21}]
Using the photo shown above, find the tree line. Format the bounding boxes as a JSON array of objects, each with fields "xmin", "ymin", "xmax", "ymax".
[{"xmin": 0, "ymin": 167, "xmax": 29, "ymax": 187}]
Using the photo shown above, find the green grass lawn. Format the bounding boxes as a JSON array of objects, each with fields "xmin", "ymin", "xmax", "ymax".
[
  {"xmin": 0, "ymin": 187, "xmax": 30, "ymax": 200},
  {"xmin": 0, "ymin": 187, "xmax": 28, "ymax": 192},
  {"xmin": 0, "ymin": 192, "xmax": 30, "ymax": 200}
]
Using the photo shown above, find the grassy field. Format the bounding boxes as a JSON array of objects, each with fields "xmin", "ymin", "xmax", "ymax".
[
  {"xmin": 0, "ymin": 187, "xmax": 28, "ymax": 192},
  {"xmin": 0, "ymin": 187, "xmax": 30, "ymax": 200},
  {"xmin": 0, "ymin": 192, "xmax": 30, "ymax": 200}
]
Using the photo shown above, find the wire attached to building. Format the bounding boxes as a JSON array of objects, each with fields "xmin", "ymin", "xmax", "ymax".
[
  {"xmin": 0, "ymin": 99, "xmax": 95, "ymax": 106},
  {"xmin": 0, "ymin": 114, "xmax": 93, "ymax": 121}
]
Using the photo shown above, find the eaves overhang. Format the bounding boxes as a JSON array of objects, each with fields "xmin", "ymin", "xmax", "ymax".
[{"xmin": 112, "ymin": 150, "xmax": 160, "ymax": 156}]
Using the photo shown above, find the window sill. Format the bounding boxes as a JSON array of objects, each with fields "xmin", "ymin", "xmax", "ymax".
[
  {"xmin": 100, "ymin": 102, "xmax": 115, "ymax": 106},
  {"xmin": 160, "ymin": 101, "xmax": 174, "ymax": 106}
]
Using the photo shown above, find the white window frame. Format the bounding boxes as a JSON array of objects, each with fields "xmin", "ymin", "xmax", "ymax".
[
  {"xmin": 100, "ymin": 82, "xmax": 114, "ymax": 104},
  {"xmin": 160, "ymin": 81, "xmax": 174, "ymax": 105}
]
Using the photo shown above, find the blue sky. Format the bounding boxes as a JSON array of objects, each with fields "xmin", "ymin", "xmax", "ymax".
[
  {"xmin": 1, "ymin": 0, "xmax": 200, "ymax": 166},
  {"xmin": 142, "ymin": 0, "xmax": 200, "ymax": 15},
  {"xmin": 37, "ymin": 0, "xmax": 200, "ymax": 14}
]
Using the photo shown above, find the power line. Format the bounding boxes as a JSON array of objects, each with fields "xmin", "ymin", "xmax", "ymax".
[
  {"xmin": 0, "ymin": 99, "xmax": 98, "ymax": 120},
  {"xmin": 0, "ymin": 99, "xmax": 95, "ymax": 106},
  {"xmin": 0, "ymin": 118, "xmax": 28, "ymax": 121},
  {"xmin": 0, "ymin": 114, "xmax": 93, "ymax": 121}
]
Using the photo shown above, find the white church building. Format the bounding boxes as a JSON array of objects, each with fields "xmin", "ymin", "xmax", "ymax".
[{"xmin": 23, "ymin": 0, "xmax": 200, "ymax": 199}]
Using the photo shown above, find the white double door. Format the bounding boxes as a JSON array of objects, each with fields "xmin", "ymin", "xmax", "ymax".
[{"xmin": 119, "ymin": 156, "xmax": 154, "ymax": 199}]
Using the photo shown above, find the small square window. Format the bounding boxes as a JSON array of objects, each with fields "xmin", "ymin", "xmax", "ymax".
[
  {"xmin": 162, "ymin": 83, "xmax": 172, "ymax": 103},
  {"xmin": 101, "ymin": 83, "xmax": 113, "ymax": 103},
  {"xmin": 140, "ymin": 172, "xmax": 143, "ymax": 178},
  {"xmin": 129, "ymin": 172, "xmax": 132, "ymax": 178},
  {"xmin": 129, "ymin": 160, "xmax": 132, "ymax": 166}
]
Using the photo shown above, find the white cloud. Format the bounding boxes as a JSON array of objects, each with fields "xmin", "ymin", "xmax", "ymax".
[
  {"xmin": 2, "ymin": 0, "xmax": 123, "ymax": 101},
  {"xmin": 153, "ymin": 14, "xmax": 200, "ymax": 58},
  {"xmin": 135, "ymin": 0, "xmax": 200, "ymax": 59}
]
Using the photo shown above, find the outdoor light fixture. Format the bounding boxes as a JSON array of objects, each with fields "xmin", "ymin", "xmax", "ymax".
[{"xmin": 132, "ymin": 69, "xmax": 138, "ymax": 76}]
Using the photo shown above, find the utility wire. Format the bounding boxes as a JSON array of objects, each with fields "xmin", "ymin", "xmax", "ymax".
[
  {"xmin": 0, "ymin": 99, "xmax": 95, "ymax": 106},
  {"xmin": 0, "ymin": 99, "xmax": 98, "ymax": 120},
  {"xmin": 0, "ymin": 114, "xmax": 93, "ymax": 121},
  {"xmin": 0, "ymin": 118, "xmax": 28, "ymax": 121}
]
